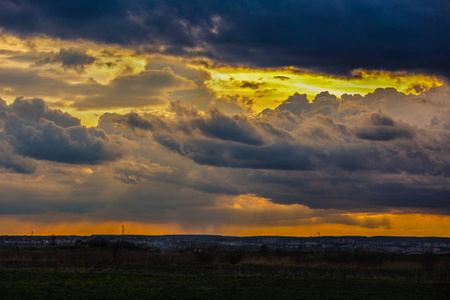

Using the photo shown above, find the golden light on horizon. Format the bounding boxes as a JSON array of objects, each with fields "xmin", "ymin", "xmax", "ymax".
[{"xmin": 1, "ymin": 212, "xmax": 449, "ymax": 237}]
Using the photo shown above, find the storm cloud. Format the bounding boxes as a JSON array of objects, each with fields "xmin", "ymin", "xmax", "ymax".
[
  {"xmin": 0, "ymin": 1, "xmax": 448, "ymax": 78},
  {"xmin": 34, "ymin": 48, "xmax": 96, "ymax": 73},
  {"xmin": 104, "ymin": 88, "xmax": 449, "ymax": 175},
  {"xmin": 0, "ymin": 97, "xmax": 125, "ymax": 168},
  {"xmin": 96, "ymin": 87, "xmax": 450, "ymax": 212}
]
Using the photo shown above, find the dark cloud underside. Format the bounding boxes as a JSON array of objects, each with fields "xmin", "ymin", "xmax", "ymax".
[
  {"xmin": 0, "ymin": 0, "xmax": 448, "ymax": 77},
  {"xmin": 97, "ymin": 86, "xmax": 450, "ymax": 211},
  {"xmin": 0, "ymin": 97, "xmax": 125, "ymax": 167}
]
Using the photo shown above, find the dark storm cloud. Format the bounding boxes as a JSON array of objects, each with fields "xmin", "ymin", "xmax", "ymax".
[
  {"xmin": 1, "ymin": 88, "xmax": 444, "ymax": 214},
  {"xmin": 9, "ymin": 97, "xmax": 81, "ymax": 127},
  {"xmin": 276, "ymin": 93, "xmax": 311, "ymax": 115},
  {"xmin": 192, "ymin": 109, "xmax": 264, "ymax": 145},
  {"xmin": 5, "ymin": 119, "xmax": 122, "ymax": 164},
  {"xmin": 0, "ymin": 97, "xmax": 125, "ymax": 168},
  {"xmin": 153, "ymin": 131, "xmax": 445, "ymax": 176},
  {"xmin": 353, "ymin": 111, "xmax": 416, "ymax": 141},
  {"xmin": 0, "ymin": 140, "xmax": 36, "ymax": 174},
  {"xmin": 100, "ymin": 101, "xmax": 281, "ymax": 146},
  {"xmin": 104, "ymin": 112, "xmax": 165, "ymax": 131},
  {"xmin": 247, "ymin": 169, "xmax": 450, "ymax": 213},
  {"xmin": 0, "ymin": 0, "xmax": 448, "ymax": 77},
  {"xmin": 156, "ymin": 137, "xmax": 312, "ymax": 170},
  {"xmin": 102, "ymin": 88, "xmax": 449, "ymax": 178},
  {"xmin": 6, "ymin": 88, "xmax": 438, "ymax": 215},
  {"xmin": 34, "ymin": 48, "xmax": 96, "ymax": 73},
  {"xmin": 276, "ymin": 92, "xmax": 340, "ymax": 117}
]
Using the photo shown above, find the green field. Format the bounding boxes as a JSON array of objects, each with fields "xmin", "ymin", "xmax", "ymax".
[
  {"xmin": 1, "ymin": 270, "xmax": 449, "ymax": 300},
  {"xmin": 1, "ymin": 247, "xmax": 449, "ymax": 299}
]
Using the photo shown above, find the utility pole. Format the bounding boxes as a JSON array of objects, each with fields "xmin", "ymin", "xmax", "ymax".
[{"xmin": 122, "ymin": 225, "xmax": 125, "ymax": 242}]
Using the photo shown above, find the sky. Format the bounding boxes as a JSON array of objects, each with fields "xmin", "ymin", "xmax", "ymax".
[{"xmin": 0, "ymin": 0, "xmax": 449, "ymax": 237}]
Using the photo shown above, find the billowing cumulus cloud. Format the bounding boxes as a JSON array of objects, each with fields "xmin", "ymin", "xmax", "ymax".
[
  {"xmin": 0, "ymin": 140, "xmax": 36, "ymax": 174},
  {"xmin": 8, "ymin": 97, "xmax": 81, "ymax": 127},
  {"xmin": 103, "ymin": 88, "xmax": 449, "ymax": 176},
  {"xmin": 96, "ymin": 86, "xmax": 449, "ymax": 214},
  {"xmin": 353, "ymin": 111, "xmax": 416, "ymax": 141},
  {"xmin": 0, "ymin": 97, "xmax": 125, "ymax": 168}
]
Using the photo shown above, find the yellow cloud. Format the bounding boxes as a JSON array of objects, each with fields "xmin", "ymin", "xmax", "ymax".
[
  {"xmin": 0, "ymin": 31, "xmax": 444, "ymax": 127},
  {"xmin": 206, "ymin": 67, "xmax": 443, "ymax": 112},
  {"xmin": 81, "ymin": 168, "xmax": 93, "ymax": 174},
  {"xmin": 0, "ymin": 32, "xmax": 148, "ymax": 84}
]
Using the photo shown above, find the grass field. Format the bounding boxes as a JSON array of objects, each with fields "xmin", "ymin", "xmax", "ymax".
[
  {"xmin": 1, "ymin": 270, "xmax": 449, "ymax": 299},
  {"xmin": 1, "ymin": 247, "xmax": 449, "ymax": 299}
]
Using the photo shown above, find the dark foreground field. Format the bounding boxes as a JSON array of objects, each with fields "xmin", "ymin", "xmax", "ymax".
[
  {"xmin": 2, "ymin": 270, "xmax": 449, "ymax": 300},
  {"xmin": 1, "ymin": 247, "xmax": 449, "ymax": 299}
]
